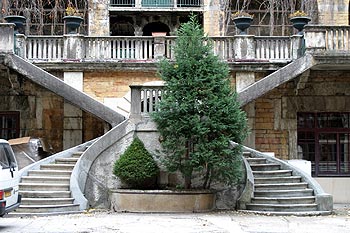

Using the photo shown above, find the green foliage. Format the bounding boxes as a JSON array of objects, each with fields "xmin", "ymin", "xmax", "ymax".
[
  {"xmin": 113, "ymin": 137, "xmax": 159, "ymax": 189},
  {"xmin": 152, "ymin": 15, "xmax": 248, "ymax": 189}
]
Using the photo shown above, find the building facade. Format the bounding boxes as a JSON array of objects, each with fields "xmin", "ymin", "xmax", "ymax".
[{"xmin": 1, "ymin": 0, "xmax": 350, "ymax": 202}]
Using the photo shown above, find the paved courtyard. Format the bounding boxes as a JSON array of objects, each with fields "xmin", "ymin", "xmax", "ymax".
[{"xmin": 1, "ymin": 204, "xmax": 349, "ymax": 233}]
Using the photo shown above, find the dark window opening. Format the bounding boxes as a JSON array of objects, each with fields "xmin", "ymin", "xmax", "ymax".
[
  {"xmin": 298, "ymin": 112, "xmax": 350, "ymax": 177},
  {"xmin": 0, "ymin": 112, "xmax": 20, "ymax": 140}
]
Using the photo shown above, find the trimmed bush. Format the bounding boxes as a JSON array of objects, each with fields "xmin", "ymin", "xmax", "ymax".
[{"xmin": 113, "ymin": 137, "xmax": 159, "ymax": 189}]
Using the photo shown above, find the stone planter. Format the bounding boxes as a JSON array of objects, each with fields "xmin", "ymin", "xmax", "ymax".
[
  {"xmin": 110, "ymin": 189, "xmax": 216, "ymax": 213},
  {"xmin": 63, "ymin": 16, "xmax": 84, "ymax": 34},
  {"xmin": 4, "ymin": 15, "xmax": 26, "ymax": 34},
  {"xmin": 290, "ymin": 16, "xmax": 311, "ymax": 34},
  {"xmin": 233, "ymin": 16, "xmax": 253, "ymax": 35}
]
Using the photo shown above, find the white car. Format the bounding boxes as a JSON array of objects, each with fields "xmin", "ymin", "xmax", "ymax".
[{"xmin": 0, "ymin": 139, "xmax": 21, "ymax": 217}]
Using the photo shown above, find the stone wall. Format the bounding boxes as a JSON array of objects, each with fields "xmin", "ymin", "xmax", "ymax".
[
  {"xmin": 252, "ymin": 70, "xmax": 350, "ymax": 160},
  {"xmin": 317, "ymin": 0, "xmax": 349, "ymax": 25},
  {"xmin": 84, "ymin": 70, "xmax": 160, "ymax": 101},
  {"xmin": 0, "ymin": 69, "xmax": 105, "ymax": 152}
]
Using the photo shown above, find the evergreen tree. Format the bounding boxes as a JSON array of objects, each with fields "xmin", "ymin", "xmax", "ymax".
[{"xmin": 152, "ymin": 15, "xmax": 248, "ymax": 189}]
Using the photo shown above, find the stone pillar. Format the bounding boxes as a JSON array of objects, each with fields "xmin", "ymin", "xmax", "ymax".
[
  {"xmin": 304, "ymin": 26, "xmax": 327, "ymax": 54},
  {"xmin": 15, "ymin": 33, "xmax": 26, "ymax": 58},
  {"xmin": 63, "ymin": 72, "xmax": 83, "ymax": 150},
  {"xmin": 317, "ymin": 0, "xmax": 349, "ymax": 25},
  {"xmin": 291, "ymin": 34, "xmax": 303, "ymax": 59},
  {"xmin": 63, "ymin": 35, "xmax": 85, "ymax": 60},
  {"xmin": 233, "ymin": 35, "xmax": 255, "ymax": 60},
  {"xmin": 153, "ymin": 33, "xmax": 166, "ymax": 59},
  {"xmin": 129, "ymin": 85, "xmax": 142, "ymax": 123},
  {"xmin": 236, "ymin": 72, "xmax": 256, "ymax": 148},
  {"xmin": 203, "ymin": 0, "xmax": 225, "ymax": 36},
  {"xmin": 0, "ymin": 23, "xmax": 14, "ymax": 53},
  {"xmin": 88, "ymin": 0, "xmax": 110, "ymax": 36}
]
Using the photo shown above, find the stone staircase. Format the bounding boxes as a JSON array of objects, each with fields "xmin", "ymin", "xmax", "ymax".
[
  {"xmin": 13, "ymin": 151, "xmax": 84, "ymax": 216},
  {"xmin": 245, "ymin": 156, "xmax": 317, "ymax": 212},
  {"xmin": 238, "ymin": 150, "xmax": 333, "ymax": 215}
]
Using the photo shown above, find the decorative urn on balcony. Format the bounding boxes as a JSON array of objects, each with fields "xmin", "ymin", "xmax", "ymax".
[
  {"xmin": 232, "ymin": 11, "xmax": 253, "ymax": 35},
  {"xmin": 63, "ymin": 6, "xmax": 83, "ymax": 34},
  {"xmin": 4, "ymin": 15, "xmax": 26, "ymax": 34},
  {"xmin": 289, "ymin": 10, "xmax": 311, "ymax": 35}
]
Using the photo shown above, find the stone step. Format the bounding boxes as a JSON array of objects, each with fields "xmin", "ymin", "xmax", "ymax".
[
  {"xmin": 21, "ymin": 197, "xmax": 75, "ymax": 205},
  {"xmin": 21, "ymin": 176, "xmax": 70, "ymax": 184},
  {"xmin": 251, "ymin": 196, "xmax": 316, "ymax": 204},
  {"xmin": 15, "ymin": 204, "xmax": 80, "ymax": 213},
  {"xmin": 246, "ymin": 203, "xmax": 318, "ymax": 212},
  {"xmin": 246, "ymin": 157, "xmax": 266, "ymax": 164},
  {"xmin": 71, "ymin": 151, "xmax": 84, "ymax": 158},
  {"xmin": 27, "ymin": 170, "xmax": 72, "ymax": 177},
  {"xmin": 19, "ymin": 190, "xmax": 72, "ymax": 198},
  {"xmin": 254, "ymin": 189, "xmax": 314, "ymax": 197},
  {"xmin": 254, "ymin": 182, "xmax": 309, "ymax": 191},
  {"xmin": 40, "ymin": 164, "xmax": 75, "ymax": 171},
  {"xmin": 55, "ymin": 158, "xmax": 79, "ymax": 164},
  {"xmin": 243, "ymin": 151, "xmax": 251, "ymax": 158},
  {"xmin": 19, "ymin": 183, "xmax": 70, "ymax": 191},
  {"xmin": 253, "ymin": 170, "xmax": 293, "ymax": 177},
  {"xmin": 250, "ymin": 163, "xmax": 281, "ymax": 171},
  {"xmin": 254, "ymin": 176, "xmax": 302, "ymax": 184}
]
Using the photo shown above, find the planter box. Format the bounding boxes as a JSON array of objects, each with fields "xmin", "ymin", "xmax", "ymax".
[{"xmin": 110, "ymin": 189, "xmax": 216, "ymax": 213}]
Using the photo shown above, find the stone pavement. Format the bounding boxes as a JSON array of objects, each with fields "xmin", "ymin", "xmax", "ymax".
[{"xmin": 0, "ymin": 204, "xmax": 349, "ymax": 233}]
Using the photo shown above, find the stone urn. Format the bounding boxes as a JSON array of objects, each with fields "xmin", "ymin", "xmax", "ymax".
[
  {"xmin": 233, "ymin": 16, "xmax": 253, "ymax": 35},
  {"xmin": 4, "ymin": 15, "xmax": 26, "ymax": 34},
  {"xmin": 290, "ymin": 16, "xmax": 311, "ymax": 34},
  {"xmin": 63, "ymin": 16, "xmax": 84, "ymax": 34}
]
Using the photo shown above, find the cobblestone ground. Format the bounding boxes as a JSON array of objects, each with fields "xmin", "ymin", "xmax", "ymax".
[{"xmin": 0, "ymin": 204, "xmax": 349, "ymax": 233}]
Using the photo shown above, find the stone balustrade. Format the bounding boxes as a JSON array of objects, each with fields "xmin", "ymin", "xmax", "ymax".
[
  {"xmin": 304, "ymin": 25, "xmax": 350, "ymax": 52},
  {"xmin": 0, "ymin": 23, "xmax": 306, "ymax": 63},
  {"xmin": 130, "ymin": 84, "xmax": 164, "ymax": 121},
  {"xmin": 3, "ymin": 23, "xmax": 350, "ymax": 64}
]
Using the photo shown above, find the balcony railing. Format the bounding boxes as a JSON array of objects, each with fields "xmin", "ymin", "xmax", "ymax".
[
  {"xmin": 110, "ymin": 0, "xmax": 202, "ymax": 8},
  {"xmin": 17, "ymin": 35, "xmax": 302, "ymax": 63}
]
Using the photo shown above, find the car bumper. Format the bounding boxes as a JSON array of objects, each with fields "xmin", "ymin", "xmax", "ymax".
[{"xmin": 0, "ymin": 195, "xmax": 21, "ymax": 217}]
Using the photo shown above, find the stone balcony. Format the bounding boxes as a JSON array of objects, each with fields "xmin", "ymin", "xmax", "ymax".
[{"xmin": 109, "ymin": 0, "xmax": 204, "ymax": 12}]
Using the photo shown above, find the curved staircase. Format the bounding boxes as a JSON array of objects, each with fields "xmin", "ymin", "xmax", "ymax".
[
  {"xmin": 237, "ymin": 147, "xmax": 333, "ymax": 216},
  {"xmin": 245, "ymin": 156, "xmax": 318, "ymax": 212},
  {"xmin": 9, "ymin": 141, "xmax": 94, "ymax": 217}
]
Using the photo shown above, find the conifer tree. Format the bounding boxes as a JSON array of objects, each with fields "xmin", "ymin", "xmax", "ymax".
[{"xmin": 152, "ymin": 15, "xmax": 248, "ymax": 189}]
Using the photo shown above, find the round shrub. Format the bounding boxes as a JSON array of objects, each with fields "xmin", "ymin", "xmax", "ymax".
[{"xmin": 113, "ymin": 137, "xmax": 159, "ymax": 189}]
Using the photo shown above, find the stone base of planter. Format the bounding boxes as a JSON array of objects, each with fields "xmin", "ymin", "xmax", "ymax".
[{"xmin": 110, "ymin": 189, "xmax": 216, "ymax": 213}]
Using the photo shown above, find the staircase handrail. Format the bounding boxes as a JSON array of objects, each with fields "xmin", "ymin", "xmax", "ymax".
[
  {"xmin": 18, "ymin": 140, "xmax": 96, "ymax": 184},
  {"xmin": 236, "ymin": 156, "xmax": 255, "ymax": 210},
  {"xmin": 231, "ymin": 141, "xmax": 333, "ymax": 211}
]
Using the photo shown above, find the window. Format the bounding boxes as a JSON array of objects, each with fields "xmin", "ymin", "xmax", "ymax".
[
  {"xmin": 298, "ymin": 112, "xmax": 350, "ymax": 176},
  {"xmin": 0, "ymin": 112, "xmax": 20, "ymax": 140}
]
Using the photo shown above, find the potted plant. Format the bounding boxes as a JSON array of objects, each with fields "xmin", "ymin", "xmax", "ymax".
[
  {"xmin": 4, "ymin": 14, "xmax": 26, "ymax": 34},
  {"xmin": 63, "ymin": 5, "xmax": 84, "ymax": 34},
  {"xmin": 289, "ymin": 10, "xmax": 311, "ymax": 34},
  {"xmin": 231, "ymin": 11, "xmax": 254, "ymax": 35},
  {"xmin": 111, "ymin": 136, "xmax": 217, "ymax": 212}
]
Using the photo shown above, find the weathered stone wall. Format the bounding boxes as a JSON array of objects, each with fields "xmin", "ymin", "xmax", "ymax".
[
  {"xmin": 203, "ymin": 0, "xmax": 226, "ymax": 36},
  {"xmin": 252, "ymin": 70, "xmax": 350, "ymax": 160},
  {"xmin": 317, "ymin": 0, "xmax": 349, "ymax": 25},
  {"xmin": 84, "ymin": 70, "xmax": 160, "ymax": 101},
  {"xmin": 88, "ymin": 0, "xmax": 110, "ymax": 36},
  {"xmin": 0, "ymin": 69, "xmax": 105, "ymax": 152}
]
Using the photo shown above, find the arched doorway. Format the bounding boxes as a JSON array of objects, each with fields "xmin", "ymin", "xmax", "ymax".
[
  {"xmin": 110, "ymin": 16, "xmax": 135, "ymax": 36},
  {"xmin": 142, "ymin": 22, "xmax": 170, "ymax": 36}
]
